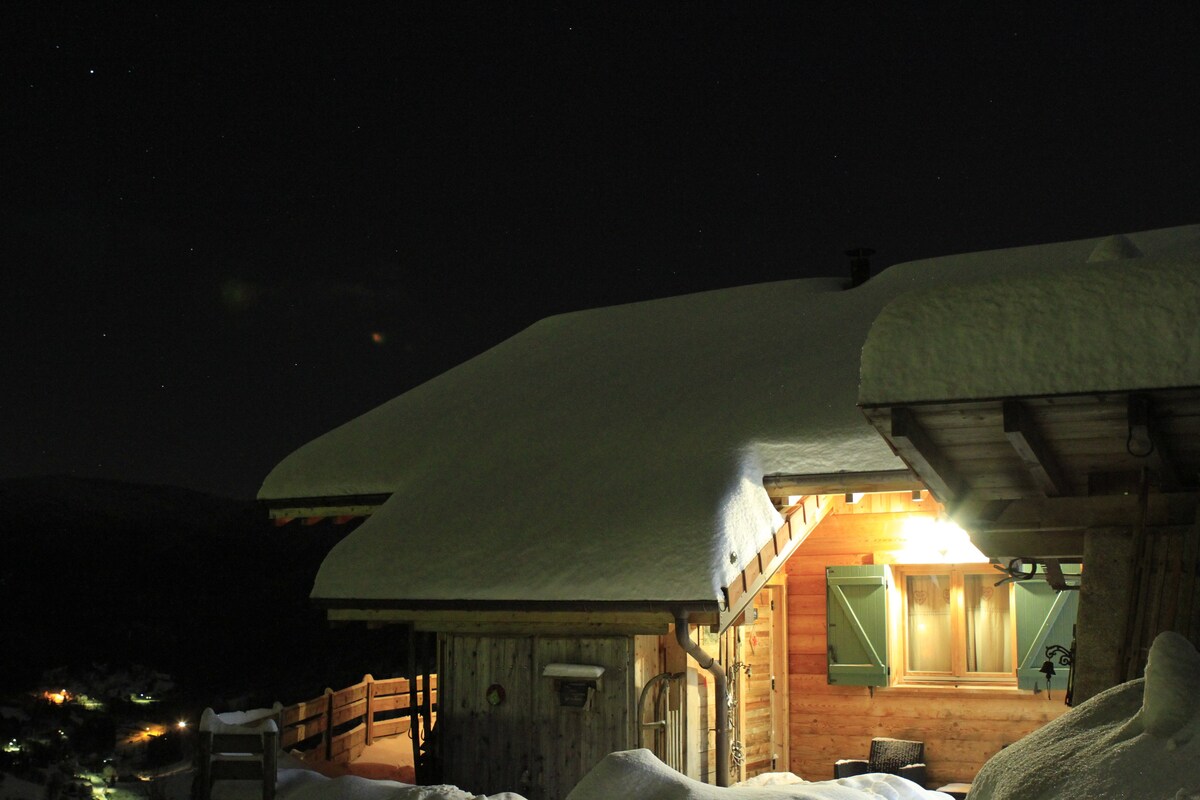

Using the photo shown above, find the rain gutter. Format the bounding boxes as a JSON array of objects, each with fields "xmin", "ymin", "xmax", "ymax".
[{"xmin": 674, "ymin": 610, "xmax": 729, "ymax": 786}]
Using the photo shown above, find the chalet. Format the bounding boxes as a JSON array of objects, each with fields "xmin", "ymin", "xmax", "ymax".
[{"xmin": 259, "ymin": 225, "xmax": 1200, "ymax": 800}]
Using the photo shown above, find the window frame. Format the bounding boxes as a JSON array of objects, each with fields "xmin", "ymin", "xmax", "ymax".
[{"xmin": 889, "ymin": 563, "xmax": 1017, "ymax": 687}]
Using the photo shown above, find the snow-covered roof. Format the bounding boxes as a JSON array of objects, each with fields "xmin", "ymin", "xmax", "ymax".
[
  {"xmin": 859, "ymin": 230, "xmax": 1200, "ymax": 406},
  {"xmin": 259, "ymin": 224, "xmax": 1200, "ymax": 608}
]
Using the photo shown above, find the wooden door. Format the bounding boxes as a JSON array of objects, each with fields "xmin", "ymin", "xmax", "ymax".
[{"xmin": 439, "ymin": 634, "xmax": 534, "ymax": 796}]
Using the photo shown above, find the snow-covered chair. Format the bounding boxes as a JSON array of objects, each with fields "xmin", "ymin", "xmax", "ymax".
[
  {"xmin": 834, "ymin": 737, "xmax": 927, "ymax": 787},
  {"xmin": 195, "ymin": 704, "xmax": 282, "ymax": 800}
]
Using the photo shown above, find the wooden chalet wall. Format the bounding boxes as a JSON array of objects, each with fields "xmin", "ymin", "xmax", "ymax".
[
  {"xmin": 784, "ymin": 494, "xmax": 1071, "ymax": 788},
  {"xmin": 438, "ymin": 633, "xmax": 660, "ymax": 800},
  {"xmin": 736, "ymin": 585, "xmax": 788, "ymax": 779},
  {"xmin": 686, "ymin": 585, "xmax": 788, "ymax": 786}
]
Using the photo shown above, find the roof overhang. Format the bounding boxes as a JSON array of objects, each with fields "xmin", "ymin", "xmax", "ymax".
[
  {"xmin": 316, "ymin": 599, "xmax": 720, "ymax": 635},
  {"xmin": 861, "ymin": 388, "xmax": 1200, "ymax": 559},
  {"xmin": 260, "ymin": 492, "xmax": 391, "ymax": 524}
]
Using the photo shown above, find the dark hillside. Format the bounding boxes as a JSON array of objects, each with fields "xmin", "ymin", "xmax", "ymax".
[{"xmin": 0, "ymin": 476, "xmax": 408, "ymax": 705}]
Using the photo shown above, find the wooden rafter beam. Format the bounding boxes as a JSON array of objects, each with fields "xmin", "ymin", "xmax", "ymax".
[
  {"xmin": 762, "ymin": 469, "xmax": 923, "ymax": 497},
  {"xmin": 719, "ymin": 494, "xmax": 835, "ymax": 631},
  {"xmin": 889, "ymin": 406, "xmax": 964, "ymax": 504},
  {"xmin": 968, "ymin": 528, "xmax": 1085, "ymax": 560},
  {"xmin": 974, "ymin": 493, "xmax": 1200, "ymax": 532},
  {"xmin": 1003, "ymin": 400, "xmax": 1070, "ymax": 497},
  {"xmin": 1128, "ymin": 394, "xmax": 1181, "ymax": 490}
]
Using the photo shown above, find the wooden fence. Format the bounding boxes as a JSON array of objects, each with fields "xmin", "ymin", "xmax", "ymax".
[{"xmin": 278, "ymin": 673, "xmax": 438, "ymax": 766}]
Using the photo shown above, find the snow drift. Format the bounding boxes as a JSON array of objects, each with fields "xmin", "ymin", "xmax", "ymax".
[
  {"xmin": 969, "ymin": 631, "xmax": 1200, "ymax": 799},
  {"xmin": 563, "ymin": 749, "xmax": 952, "ymax": 800}
]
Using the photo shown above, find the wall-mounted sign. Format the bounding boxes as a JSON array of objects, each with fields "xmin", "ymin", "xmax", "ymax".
[{"xmin": 557, "ymin": 680, "xmax": 592, "ymax": 708}]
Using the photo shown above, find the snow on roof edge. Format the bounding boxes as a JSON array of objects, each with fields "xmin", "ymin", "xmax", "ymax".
[{"xmin": 859, "ymin": 231, "xmax": 1200, "ymax": 405}]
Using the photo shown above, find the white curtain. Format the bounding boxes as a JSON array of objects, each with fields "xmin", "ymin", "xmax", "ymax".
[
  {"xmin": 906, "ymin": 574, "xmax": 951, "ymax": 672},
  {"xmin": 964, "ymin": 575, "xmax": 1011, "ymax": 672}
]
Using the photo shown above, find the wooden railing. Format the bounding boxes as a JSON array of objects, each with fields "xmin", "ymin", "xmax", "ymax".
[{"xmin": 278, "ymin": 673, "xmax": 437, "ymax": 765}]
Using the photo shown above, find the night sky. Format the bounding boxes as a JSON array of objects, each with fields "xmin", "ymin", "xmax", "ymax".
[{"xmin": 6, "ymin": 4, "xmax": 1199, "ymax": 499}]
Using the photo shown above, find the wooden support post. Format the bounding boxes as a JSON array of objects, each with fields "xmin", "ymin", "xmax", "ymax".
[
  {"xmin": 197, "ymin": 731, "xmax": 213, "ymax": 800},
  {"xmin": 408, "ymin": 626, "xmax": 421, "ymax": 780},
  {"xmin": 1122, "ymin": 472, "xmax": 1153, "ymax": 681},
  {"xmin": 263, "ymin": 729, "xmax": 278, "ymax": 800},
  {"xmin": 1076, "ymin": 528, "xmax": 1136, "ymax": 702},
  {"xmin": 1179, "ymin": 506, "xmax": 1200, "ymax": 642},
  {"xmin": 323, "ymin": 688, "xmax": 334, "ymax": 761},
  {"xmin": 421, "ymin": 665, "xmax": 433, "ymax": 774},
  {"xmin": 1003, "ymin": 400, "xmax": 1070, "ymax": 497},
  {"xmin": 365, "ymin": 674, "xmax": 375, "ymax": 746}
]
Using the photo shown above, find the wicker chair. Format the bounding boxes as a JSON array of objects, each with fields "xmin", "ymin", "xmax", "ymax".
[{"xmin": 834, "ymin": 737, "xmax": 927, "ymax": 787}]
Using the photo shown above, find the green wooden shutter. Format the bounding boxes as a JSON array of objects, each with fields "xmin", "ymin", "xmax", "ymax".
[
  {"xmin": 1014, "ymin": 570, "xmax": 1080, "ymax": 691},
  {"xmin": 826, "ymin": 565, "xmax": 889, "ymax": 686}
]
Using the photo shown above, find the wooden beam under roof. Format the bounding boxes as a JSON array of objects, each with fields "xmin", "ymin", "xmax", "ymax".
[
  {"xmin": 260, "ymin": 492, "xmax": 392, "ymax": 520},
  {"xmin": 970, "ymin": 492, "xmax": 1200, "ymax": 532},
  {"xmin": 762, "ymin": 469, "xmax": 923, "ymax": 498},
  {"xmin": 1003, "ymin": 400, "xmax": 1070, "ymax": 497},
  {"xmin": 968, "ymin": 529, "xmax": 1086, "ymax": 560},
  {"xmin": 889, "ymin": 406, "xmax": 965, "ymax": 504},
  {"xmin": 326, "ymin": 608, "xmax": 680, "ymax": 634}
]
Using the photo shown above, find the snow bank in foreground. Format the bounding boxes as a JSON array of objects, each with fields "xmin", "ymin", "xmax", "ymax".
[
  {"xmin": 205, "ymin": 752, "xmax": 527, "ymax": 800},
  {"xmin": 564, "ymin": 749, "xmax": 951, "ymax": 800},
  {"xmin": 273, "ymin": 769, "xmax": 526, "ymax": 800},
  {"xmin": 969, "ymin": 631, "xmax": 1200, "ymax": 799}
]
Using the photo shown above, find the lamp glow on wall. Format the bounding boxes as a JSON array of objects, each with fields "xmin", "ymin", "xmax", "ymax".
[{"xmin": 894, "ymin": 516, "xmax": 988, "ymax": 563}]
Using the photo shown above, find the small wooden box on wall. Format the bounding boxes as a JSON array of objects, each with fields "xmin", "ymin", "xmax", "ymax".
[{"xmin": 542, "ymin": 663, "xmax": 605, "ymax": 709}]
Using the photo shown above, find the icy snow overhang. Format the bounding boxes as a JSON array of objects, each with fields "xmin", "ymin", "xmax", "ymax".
[{"xmin": 857, "ymin": 226, "xmax": 1200, "ymax": 555}]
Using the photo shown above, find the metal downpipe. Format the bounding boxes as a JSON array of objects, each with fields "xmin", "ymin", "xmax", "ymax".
[{"xmin": 674, "ymin": 611, "xmax": 730, "ymax": 786}]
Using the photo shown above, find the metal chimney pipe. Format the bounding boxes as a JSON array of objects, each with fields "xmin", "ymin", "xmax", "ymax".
[{"xmin": 845, "ymin": 247, "xmax": 875, "ymax": 288}]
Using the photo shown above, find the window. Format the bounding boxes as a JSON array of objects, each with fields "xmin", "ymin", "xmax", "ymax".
[
  {"xmin": 894, "ymin": 565, "xmax": 1014, "ymax": 684},
  {"xmin": 826, "ymin": 564, "xmax": 1079, "ymax": 692}
]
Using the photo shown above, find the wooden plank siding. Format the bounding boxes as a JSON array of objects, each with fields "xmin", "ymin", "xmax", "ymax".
[
  {"xmin": 738, "ymin": 588, "xmax": 778, "ymax": 778},
  {"xmin": 438, "ymin": 633, "xmax": 644, "ymax": 800},
  {"xmin": 784, "ymin": 494, "xmax": 1071, "ymax": 788}
]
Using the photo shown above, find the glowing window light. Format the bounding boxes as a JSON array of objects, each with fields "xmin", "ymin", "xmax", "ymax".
[{"xmin": 894, "ymin": 517, "xmax": 988, "ymax": 564}]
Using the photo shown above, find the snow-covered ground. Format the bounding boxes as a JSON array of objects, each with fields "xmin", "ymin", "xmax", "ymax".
[
  {"xmin": 564, "ymin": 750, "xmax": 950, "ymax": 800},
  {"xmin": 15, "ymin": 631, "xmax": 1198, "ymax": 800},
  {"xmin": 195, "ymin": 750, "xmax": 951, "ymax": 800}
]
